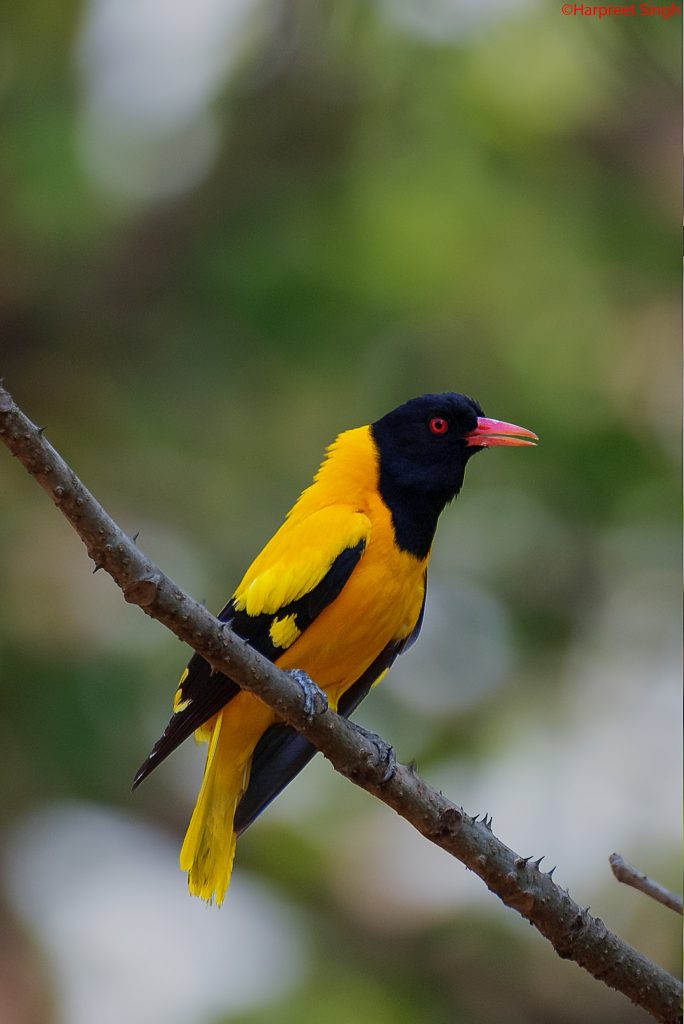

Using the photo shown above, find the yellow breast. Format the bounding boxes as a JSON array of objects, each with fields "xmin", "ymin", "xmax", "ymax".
[{"xmin": 275, "ymin": 429, "xmax": 428, "ymax": 705}]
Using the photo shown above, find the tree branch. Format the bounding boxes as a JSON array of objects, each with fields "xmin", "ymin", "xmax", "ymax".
[
  {"xmin": 0, "ymin": 383, "xmax": 681, "ymax": 1024},
  {"xmin": 610, "ymin": 853, "xmax": 683, "ymax": 916}
]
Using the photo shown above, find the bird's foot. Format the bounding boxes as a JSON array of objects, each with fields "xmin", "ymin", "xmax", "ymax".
[
  {"xmin": 289, "ymin": 669, "xmax": 328, "ymax": 721},
  {"xmin": 352, "ymin": 723, "xmax": 397, "ymax": 784}
]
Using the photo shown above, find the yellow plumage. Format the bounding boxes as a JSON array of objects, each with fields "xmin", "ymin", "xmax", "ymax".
[
  {"xmin": 182, "ymin": 426, "xmax": 427, "ymax": 905},
  {"xmin": 180, "ymin": 698, "xmax": 272, "ymax": 903}
]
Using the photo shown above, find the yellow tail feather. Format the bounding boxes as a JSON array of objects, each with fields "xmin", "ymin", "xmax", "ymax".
[{"xmin": 180, "ymin": 696, "xmax": 274, "ymax": 905}]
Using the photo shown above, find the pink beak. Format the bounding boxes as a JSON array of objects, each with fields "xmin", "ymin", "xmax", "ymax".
[{"xmin": 466, "ymin": 417, "xmax": 538, "ymax": 448}]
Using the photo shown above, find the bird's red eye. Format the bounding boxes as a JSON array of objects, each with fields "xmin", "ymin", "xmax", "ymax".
[{"xmin": 429, "ymin": 417, "xmax": 449, "ymax": 435}]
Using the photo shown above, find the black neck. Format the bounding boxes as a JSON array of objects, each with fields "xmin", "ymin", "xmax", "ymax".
[
  {"xmin": 376, "ymin": 472, "xmax": 448, "ymax": 559},
  {"xmin": 370, "ymin": 420, "xmax": 470, "ymax": 560}
]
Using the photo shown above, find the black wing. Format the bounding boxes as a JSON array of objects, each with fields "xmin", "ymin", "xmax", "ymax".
[
  {"xmin": 132, "ymin": 541, "xmax": 366, "ymax": 789},
  {"xmin": 233, "ymin": 574, "xmax": 428, "ymax": 834}
]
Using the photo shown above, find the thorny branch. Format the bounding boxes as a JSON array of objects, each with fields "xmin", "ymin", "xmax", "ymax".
[{"xmin": 0, "ymin": 383, "xmax": 681, "ymax": 1024}]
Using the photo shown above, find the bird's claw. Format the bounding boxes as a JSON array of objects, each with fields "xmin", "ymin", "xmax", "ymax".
[
  {"xmin": 289, "ymin": 669, "xmax": 328, "ymax": 720},
  {"xmin": 352, "ymin": 723, "xmax": 397, "ymax": 784}
]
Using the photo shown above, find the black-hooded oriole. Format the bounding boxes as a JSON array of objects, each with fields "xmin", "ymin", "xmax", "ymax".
[{"xmin": 133, "ymin": 392, "xmax": 537, "ymax": 904}]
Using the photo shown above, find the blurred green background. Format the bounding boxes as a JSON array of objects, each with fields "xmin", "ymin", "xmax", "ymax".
[{"xmin": 0, "ymin": 2, "xmax": 680, "ymax": 1023}]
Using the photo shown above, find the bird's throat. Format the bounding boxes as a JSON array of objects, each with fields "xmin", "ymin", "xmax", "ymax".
[{"xmin": 376, "ymin": 478, "xmax": 448, "ymax": 560}]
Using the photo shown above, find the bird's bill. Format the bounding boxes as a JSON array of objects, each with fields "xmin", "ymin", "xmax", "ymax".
[{"xmin": 466, "ymin": 417, "xmax": 538, "ymax": 448}]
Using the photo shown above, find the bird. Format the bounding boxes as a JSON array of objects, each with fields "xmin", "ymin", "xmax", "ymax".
[{"xmin": 133, "ymin": 392, "xmax": 537, "ymax": 905}]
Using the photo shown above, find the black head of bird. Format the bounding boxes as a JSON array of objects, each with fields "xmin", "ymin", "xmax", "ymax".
[{"xmin": 371, "ymin": 392, "xmax": 537, "ymax": 559}]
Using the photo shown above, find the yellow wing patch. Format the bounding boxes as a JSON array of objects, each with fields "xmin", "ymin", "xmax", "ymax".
[
  {"xmin": 173, "ymin": 668, "xmax": 190, "ymax": 713},
  {"xmin": 269, "ymin": 614, "xmax": 301, "ymax": 649},
  {"xmin": 233, "ymin": 506, "xmax": 371, "ymax": 617}
]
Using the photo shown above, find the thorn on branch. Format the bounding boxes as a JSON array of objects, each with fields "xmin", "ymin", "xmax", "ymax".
[
  {"xmin": 515, "ymin": 855, "xmax": 532, "ymax": 868},
  {"xmin": 37, "ymin": 425, "xmax": 46, "ymax": 435},
  {"xmin": 131, "ymin": 531, "xmax": 140, "ymax": 544},
  {"xmin": 92, "ymin": 563, "xmax": 104, "ymax": 574},
  {"xmin": 532, "ymin": 856, "xmax": 545, "ymax": 871}
]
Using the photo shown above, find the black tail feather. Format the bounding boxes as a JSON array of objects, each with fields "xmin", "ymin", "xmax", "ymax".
[{"xmin": 132, "ymin": 658, "xmax": 240, "ymax": 789}]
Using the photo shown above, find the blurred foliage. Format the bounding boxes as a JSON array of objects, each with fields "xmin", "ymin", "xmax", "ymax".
[{"xmin": 0, "ymin": 2, "xmax": 680, "ymax": 1023}]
